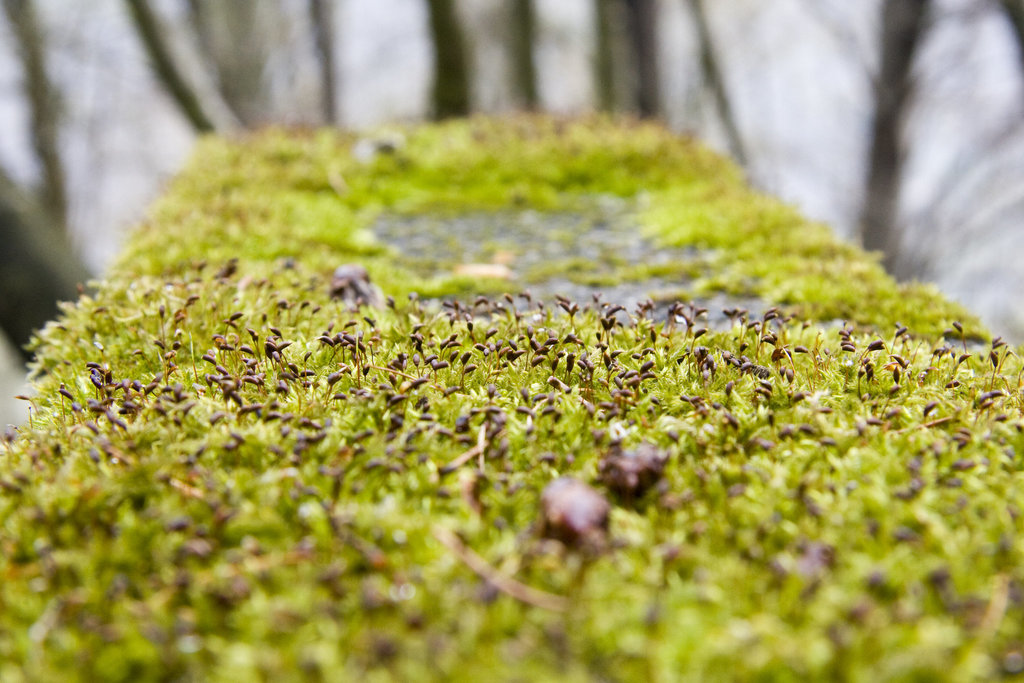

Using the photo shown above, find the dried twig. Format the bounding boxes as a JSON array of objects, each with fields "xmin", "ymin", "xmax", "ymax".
[
  {"xmin": 440, "ymin": 423, "xmax": 487, "ymax": 474},
  {"xmin": 978, "ymin": 573, "xmax": 1010, "ymax": 640},
  {"xmin": 169, "ymin": 478, "xmax": 204, "ymax": 500},
  {"xmin": 432, "ymin": 526, "xmax": 569, "ymax": 612}
]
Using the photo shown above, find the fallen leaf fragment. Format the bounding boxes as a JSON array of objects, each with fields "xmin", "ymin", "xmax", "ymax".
[{"xmin": 453, "ymin": 263, "xmax": 513, "ymax": 280}]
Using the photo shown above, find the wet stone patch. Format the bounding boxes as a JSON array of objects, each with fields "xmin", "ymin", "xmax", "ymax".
[{"xmin": 371, "ymin": 201, "xmax": 767, "ymax": 328}]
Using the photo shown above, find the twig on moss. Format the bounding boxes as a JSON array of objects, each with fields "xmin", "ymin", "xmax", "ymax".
[
  {"xmin": 366, "ymin": 364, "xmax": 443, "ymax": 391},
  {"xmin": 169, "ymin": 477, "xmax": 204, "ymax": 500},
  {"xmin": 978, "ymin": 573, "xmax": 1010, "ymax": 641},
  {"xmin": 895, "ymin": 414, "xmax": 957, "ymax": 434},
  {"xmin": 440, "ymin": 423, "xmax": 487, "ymax": 474},
  {"xmin": 432, "ymin": 526, "xmax": 569, "ymax": 612}
]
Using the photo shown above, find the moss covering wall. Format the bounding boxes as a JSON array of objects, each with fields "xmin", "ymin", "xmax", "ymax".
[{"xmin": 2, "ymin": 115, "xmax": 1023, "ymax": 681}]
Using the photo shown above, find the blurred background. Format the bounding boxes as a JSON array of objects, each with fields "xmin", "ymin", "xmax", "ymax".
[{"xmin": 2, "ymin": 0, "xmax": 1024, "ymax": 425}]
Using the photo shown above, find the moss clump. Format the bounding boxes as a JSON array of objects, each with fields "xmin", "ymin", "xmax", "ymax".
[{"xmin": 3, "ymin": 115, "xmax": 1021, "ymax": 681}]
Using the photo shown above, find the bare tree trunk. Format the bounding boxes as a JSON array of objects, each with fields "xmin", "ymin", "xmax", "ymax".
[
  {"xmin": 624, "ymin": 0, "xmax": 659, "ymax": 117},
  {"xmin": 0, "ymin": 171, "xmax": 89, "ymax": 361},
  {"xmin": 686, "ymin": 0, "xmax": 747, "ymax": 164},
  {"xmin": 859, "ymin": 0, "xmax": 931, "ymax": 273},
  {"xmin": 186, "ymin": 2, "xmax": 282, "ymax": 126},
  {"xmin": 309, "ymin": 0, "xmax": 339, "ymax": 124},
  {"xmin": 426, "ymin": 0, "xmax": 471, "ymax": 118},
  {"xmin": 998, "ymin": 0, "xmax": 1024, "ymax": 83},
  {"xmin": 185, "ymin": 0, "xmax": 214, "ymax": 65},
  {"xmin": 124, "ymin": 0, "xmax": 238, "ymax": 133},
  {"xmin": 0, "ymin": 0, "xmax": 89, "ymax": 359},
  {"xmin": 510, "ymin": 0, "xmax": 538, "ymax": 110},
  {"xmin": 594, "ymin": 0, "xmax": 617, "ymax": 111},
  {"xmin": 2, "ymin": 0, "xmax": 66, "ymax": 231}
]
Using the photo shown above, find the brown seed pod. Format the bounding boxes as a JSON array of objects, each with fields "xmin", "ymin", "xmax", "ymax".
[
  {"xmin": 539, "ymin": 477, "xmax": 610, "ymax": 548},
  {"xmin": 598, "ymin": 442, "xmax": 668, "ymax": 501}
]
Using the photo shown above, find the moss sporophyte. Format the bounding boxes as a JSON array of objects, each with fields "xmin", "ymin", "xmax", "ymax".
[{"xmin": 3, "ymin": 115, "xmax": 1023, "ymax": 681}]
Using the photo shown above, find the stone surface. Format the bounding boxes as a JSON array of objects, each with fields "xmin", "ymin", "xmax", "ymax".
[{"xmin": 373, "ymin": 205, "xmax": 768, "ymax": 327}]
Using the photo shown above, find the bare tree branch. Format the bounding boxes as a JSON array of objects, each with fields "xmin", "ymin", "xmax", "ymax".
[
  {"xmin": 124, "ymin": 0, "xmax": 238, "ymax": 133},
  {"xmin": 308, "ymin": 0, "xmax": 339, "ymax": 124},
  {"xmin": 859, "ymin": 0, "xmax": 932, "ymax": 274},
  {"xmin": 1, "ymin": 0, "xmax": 66, "ymax": 232},
  {"xmin": 510, "ymin": 0, "xmax": 539, "ymax": 110},
  {"xmin": 686, "ymin": 0, "xmax": 747, "ymax": 164},
  {"xmin": 426, "ymin": 0, "xmax": 471, "ymax": 118}
]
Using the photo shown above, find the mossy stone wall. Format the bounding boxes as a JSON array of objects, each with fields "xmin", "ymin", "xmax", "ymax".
[{"xmin": 2, "ymin": 116, "xmax": 1022, "ymax": 681}]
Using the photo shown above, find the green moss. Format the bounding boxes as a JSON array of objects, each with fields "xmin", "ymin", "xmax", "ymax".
[{"xmin": 3, "ymin": 115, "xmax": 1020, "ymax": 681}]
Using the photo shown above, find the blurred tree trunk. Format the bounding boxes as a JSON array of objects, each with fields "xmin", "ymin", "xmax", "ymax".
[
  {"xmin": 186, "ymin": 1, "xmax": 279, "ymax": 126},
  {"xmin": 593, "ymin": 0, "xmax": 634, "ymax": 113},
  {"xmin": 510, "ymin": 0, "xmax": 538, "ymax": 110},
  {"xmin": 0, "ymin": 172, "xmax": 88, "ymax": 361},
  {"xmin": 594, "ymin": 0, "xmax": 616, "ymax": 111},
  {"xmin": 426, "ymin": 0, "xmax": 471, "ymax": 118},
  {"xmin": 998, "ymin": 0, "xmax": 1024, "ymax": 80},
  {"xmin": 624, "ymin": 0, "xmax": 659, "ymax": 116},
  {"xmin": 686, "ymin": 0, "xmax": 747, "ymax": 164},
  {"xmin": 2, "ymin": 0, "xmax": 66, "ymax": 231},
  {"xmin": 0, "ymin": 0, "xmax": 88, "ymax": 359},
  {"xmin": 859, "ymin": 0, "xmax": 932, "ymax": 273},
  {"xmin": 309, "ymin": 0, "xmax": 339, "ymax": 124},
  {"xmin": 125, "ymin": 0, "xmax": 239, "ymax": 133}
]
